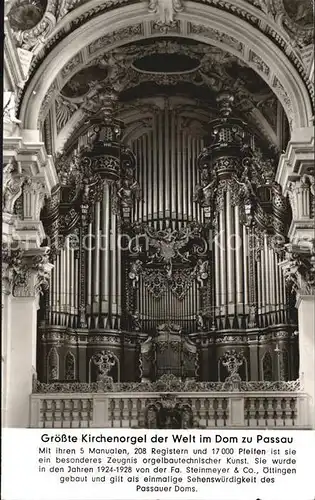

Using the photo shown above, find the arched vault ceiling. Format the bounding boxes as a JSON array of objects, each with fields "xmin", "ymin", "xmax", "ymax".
[
  {"xmin": 10, "ymin": 0, "xmax": 313, "ymax": 131},
  {"xmin": 53, "ymin": 39, "xmax": 282, "ymax": 152}
]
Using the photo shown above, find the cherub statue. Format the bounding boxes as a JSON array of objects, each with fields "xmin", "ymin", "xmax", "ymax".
[
  {"xmin": 129, "ymin": 259, "xmax": 142, "ymax": 288},
  {"xmin": 196, "ymin": 312, "xmax": 206, "ymax": 331},
  {"xmin": 130, "ymin": 310, "xmax": 141, "ymax": 331},
  {"xmin": 196, "ymin": 259, "xmax": 209, "ymax": 287},
  {"xmin": 234, "ymin": 165, "xmax": 255, "ymax": 203},
  {"xmin": 194, "ymin": 170, "xmax": 216, "ymax": 207},
  {"xmin": 2, "ymin": 158, "xmax": 24, "ymax": 214},
  {"xmin": 117, "ymin": 177, "xmax": 140, "ymax": 207}
]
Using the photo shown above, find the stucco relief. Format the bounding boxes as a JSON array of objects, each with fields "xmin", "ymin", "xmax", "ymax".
[
  {"xmin": 148, "ymin": 0, "xmax": 184, "ymax": 26},
  {"xmin": 50, "ymin": 40, "xmax": 280, "ymax": 151}
]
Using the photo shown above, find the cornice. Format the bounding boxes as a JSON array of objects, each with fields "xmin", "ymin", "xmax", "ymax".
[
  {"xmin": 3, "ymin": 136, "xmax": 59, "ymax": 194},
  {"xmin": 276, "ymin": 129, "xmax": 315, "ymax": 192},
  {"xmin": 296, "ymin": 294, "xmax": 315, "ymax": 308}
]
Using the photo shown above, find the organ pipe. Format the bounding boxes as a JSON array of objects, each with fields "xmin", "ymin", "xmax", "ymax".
[
  {"xmin": 264, "ymin": 234, "xmax": 270, "ymax": 312},
  {"xmin": 171, "ymin": 112, "xmax": 176, "ymax": 215},
  {"xmin": 93, "ymin": 201, "xmax": 100, "ymax": 309},
  {"xmin": 234, "ymin": 205, "xmax": 243, "ymax": 308},
  {"xmin": 87, "ymin": 222, "xmax": 92, "ymax": 307},
  {"xmin": 214, "ymin": 231, "xmax": 221, "ymax": 313},
  {"xmin": 226, "ymin": 189, "xmax": 234, "ymax": 310},
  {"xmin": 243, "ymin": 226, "xmax": 249, "ymax": 312},
  {"xmin": 219, "ymin": 202, "xmax": 227, "ymax": 312},
  {"xmin": 102, "ymin": 183, "xmax": 109, "ymax": 313},
  {"xmin": 165, "ymin": 108, "xmax": 170, "ymax": 215}
]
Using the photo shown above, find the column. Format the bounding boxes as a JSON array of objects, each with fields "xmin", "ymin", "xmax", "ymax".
[
  {"xmin": 3, "ymin": 249, "xmax": 53, "ymax": 427},
  {"xmin": 297, "ymin": 293, "xmax": 315, "ymax": 428},
  {"xmin": 1, "ymin": 263, "xmax": 12, "ymax": 427},
  {"xmin": 276, "ymin": 128, "xmax": 314, "ymax": 427},
  {"xmin": 7, "ymin": 273, "xmax": 39, "ymax": 427},
  {"xmin": 2, "ymin": 135, "xmax": 57, "ymax": 427},
  {"xmin": 279, "ymin": 243, "xmax": 315, "ymax": 427}
]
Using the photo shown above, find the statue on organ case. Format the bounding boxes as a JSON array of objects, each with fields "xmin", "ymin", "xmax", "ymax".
[
  {"xmin": 129, "ymin": 259, "xmax": 142, "ymax": 288},
  {"xmin": 117, "ymin": 177, "xmax": 140, "ymax": 207},
  {"xmin": 196, "ymin": 259, "xmax": 209, "ymax": 287},
  {"xmin": 130, "ymin": 310, "xmax": 141, "ymax": 331},
  {"xmin": 194, "ymin": 170, "xmax": 217, "ymax": 207},
  {"xmin": 196, "ymin": 312, "xmax": 206, "ymax": 331}
]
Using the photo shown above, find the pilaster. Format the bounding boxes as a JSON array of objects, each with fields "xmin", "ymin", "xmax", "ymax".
[
  {"xmin": 248, "ymin": 339, "xmax": 259, "ymax": 380},
  {"xmin": 296, "ymin": 294, "xmax": 315, "ymax": 429},
  {"xmin": 276, "ymin": 128, "xmax": 314, "ymax": 246},
  {"xmin": 2, "ymin": 133, "xmax": 57, "ymax": 427},
  {"xmin": 276, "ymin": 129, "xmax": 314, "ymax": 427},
  {"xmin": 2, "ymin": 247, "xmax": 53, "ymax": 427},
  {"xmin": 279, "ymin": 231, "xmax": 314, "ymax": 427}
]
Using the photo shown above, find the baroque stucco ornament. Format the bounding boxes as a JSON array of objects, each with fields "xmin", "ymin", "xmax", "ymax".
[
  {"xmin": 2, "ymin": 245, "xmax": 53, "ymax": 297},
  {"xmin": 2, "ymin": 158, "xmax": 25, "ymax": 214},
  {"xmin": 148, "ymin": 0, "xmax": 184, "ymax": 28},
  {"xmin": 281, "ymin": 243, "xmax": 315, "ymax": 296},
  {"xmin": 51, "ymin": 40, "xmax": 281, "ymax": 149},
  {"xmin": 33, "ymin": 375, "xmax": 301, "ymax": 393}
]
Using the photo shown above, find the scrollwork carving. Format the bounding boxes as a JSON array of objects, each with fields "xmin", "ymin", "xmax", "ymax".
[
  {"xmin": 2, "ymin": 158, "xmax": 25, "ymax": 214},
  {"xmin": 221, "ymin": 350, "xmax": 245, "ymax": 390},
  {"xmin": 33, "ymin": 377, "xmax": 301, "ymax": 393},
  {"xmin": 92, "ymin": 350, "xmax": 117, "ymax": 383}
]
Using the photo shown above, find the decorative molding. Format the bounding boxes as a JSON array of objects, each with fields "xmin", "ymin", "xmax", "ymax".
[
  {"xmin": 16, "ymin": 2, "xmax": 314, "ymax": 131},
  {"xmin": 188, "ymin": 21, "xmax": 244, "ymax": 53},
  {"xmin": 4, "ymin": 18, "xmax": 26, "ymax": 88},
  {"xmin": 8, "ymin": 0, "xmax": 58, "ymax": 51},
  {"xmin": 33, "ymin": 375, "xmax": 302, "ymax": 393}
]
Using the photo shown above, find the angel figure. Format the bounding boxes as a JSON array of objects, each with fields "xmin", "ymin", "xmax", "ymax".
[
  {"xmin": 234, "ymin": 165, "xmax": 255, "ymax": 201},
  {"xmin": 196, "ymin": 312, "xmax": 206, "ymax": 331},
  {"xmin": 2, "ymin": 158, "xmax": 23, "ymax": 213},
  {"xmin": 130, "ymin": 310, "xmax": 141, "ymax": 331},
  {"xmin": 117, "ymin": 177, "xmax": 140, "ymax": 207},
  {"xmin": 129, "ymin": 259, "xmax": 142, "ymax": 288},
  {"xmin": 194, "ymin": 176, "xmax": 216, "ymax": 207},
  {"xmin": 196, "ymin": 259, "xmax": 209, "ymax": 287}
]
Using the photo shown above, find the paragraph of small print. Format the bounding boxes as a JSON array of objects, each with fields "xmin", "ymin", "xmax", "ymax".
[{"xmin": 2, "ymin": 429, "xmax": 315, "ymax": 500}]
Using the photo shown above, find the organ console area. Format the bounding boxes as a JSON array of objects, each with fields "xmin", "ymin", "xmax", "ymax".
[{"xmin": 38, "ymin": 92, "xmax": 298, "ymax": 386}]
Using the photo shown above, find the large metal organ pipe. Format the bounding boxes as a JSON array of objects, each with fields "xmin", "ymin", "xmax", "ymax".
[
  {"xmin": 133, "ymin": 109, "xmax": 204, "ymax": 227},
  {"xmin": 198, "ymin": 192, "xmax": 288, "ymax": 329},
  {"xmin": 47, "ymin": 184, "xmax": 124, "ymax": 329}
]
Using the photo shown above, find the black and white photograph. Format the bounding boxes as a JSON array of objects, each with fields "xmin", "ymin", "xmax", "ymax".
[{"xmin": 2, "ymin": 0, "xmax": 314, "ymax": 437}]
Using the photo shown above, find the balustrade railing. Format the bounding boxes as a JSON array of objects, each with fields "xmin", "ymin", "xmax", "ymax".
[{"xmin": 30, "ymin": 390, "xmax": 311, "ymax": 429}]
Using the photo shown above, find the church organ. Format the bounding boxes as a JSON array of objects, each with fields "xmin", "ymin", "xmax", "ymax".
[{"xmin": 38, "ymin": 92, "xmax": 298, "ymax": 385}]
